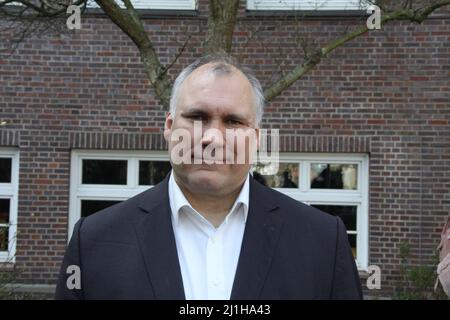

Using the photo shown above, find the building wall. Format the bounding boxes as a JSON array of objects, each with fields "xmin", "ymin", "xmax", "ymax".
[{"xmin": 0, "ymin": 1, "xmax": 449, "ymax": 297}]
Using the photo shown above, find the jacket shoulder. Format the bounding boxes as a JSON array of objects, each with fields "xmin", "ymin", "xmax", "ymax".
[
  {"xmin": 252, "ymin": 180, "xmax": 339, "ymax": 234},
  {"xmin": 79, "ymin": 179, "xmax": 168, "ymax": 243}
]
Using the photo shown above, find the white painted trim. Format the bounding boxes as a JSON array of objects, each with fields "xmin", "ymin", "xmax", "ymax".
[
  {"xmin": 259, "ymin": 153, "xmax": 369, "ymax": 270},
  {"xmin": 247, "ymin": 0, "xmax": 366, "ymax": 11},
  {"xmin": 0, "ymin": 148, "xmax": 19, "ymax": 263},
  {"xmin": 87, "ymin": 0, "xmax": 197, "ymax": 10},
  {"xmin": 68, "ymin": 150, "xmax": 169, "ymax": 240}
]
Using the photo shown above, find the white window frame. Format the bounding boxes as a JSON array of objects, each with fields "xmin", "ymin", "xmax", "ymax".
[
  {"xmin": 247, "ymin": 0, "xmax": 368, "ymax": 11},
  {"xmin": 0, "ymin": 148, "xmax": 19, "ymax": 263},
  {"xmin": 257, "ymin": 152, "xmax": 369, "ymax": 271},
  {"xmin": 69, "ymin": 150, "xmax": 169, "ymax": 240},
  {"xmin": 69, "ymin": 150, "xmax": 369, "ymax": 270},
  {"xmin": 87, "ymin": 0, "xmax": 197, "ymax": 10}
]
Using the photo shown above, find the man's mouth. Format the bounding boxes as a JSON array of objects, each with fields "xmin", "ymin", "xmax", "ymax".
[{"xmin": 191, "ymin": 155, "xmax": 224, "ymax": 164}]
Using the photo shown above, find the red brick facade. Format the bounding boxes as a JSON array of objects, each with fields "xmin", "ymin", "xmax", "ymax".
[{"xmin": 0, "ymin": 1, "xmax": 449, "ymax": 297}]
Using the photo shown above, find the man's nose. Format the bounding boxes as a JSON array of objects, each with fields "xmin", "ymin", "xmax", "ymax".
[
  {"xmin": 205, "ymin": 119, "xmax": 223, "ymax": 131},
  {"xmin": 201, "ymin": 120, "xmax": 224, "ymax": 145}
]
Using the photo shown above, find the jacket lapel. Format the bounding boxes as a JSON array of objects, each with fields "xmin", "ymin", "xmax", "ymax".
[
  {"xmin": 131, "ymin": 174, "xmax": 286, "ymax": 300},
  {"xmin": 132, "ymin": 174, "xmax": 185, "ymax": 300},
  {"xmin": 230, "ymin": 177, "xmax": 284, "ymax": 299}
]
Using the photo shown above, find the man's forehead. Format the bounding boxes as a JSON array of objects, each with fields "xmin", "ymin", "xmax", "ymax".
[
  {"xmin": 175, "ymin": 62, "xmax": 256, "ymax": 122},
  {"xmin": 186, "ymin": 62, "xmax": 249, "ymax": 85},
  {"xmin": 178, "ymin": 65, "xmax": 251, "ymax": 99},
  {"xmin": 193, "ymin": 61, "xmax": 238, "ymax": 75}
]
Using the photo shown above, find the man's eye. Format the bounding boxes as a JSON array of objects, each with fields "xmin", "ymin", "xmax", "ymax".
[
  {"xmin": 226, "ymin": 119, "xmax": 241, "ymax": 125},
  {"xmin": 189, "ymin": 115, "xmax": 205, "ymax": 121}
]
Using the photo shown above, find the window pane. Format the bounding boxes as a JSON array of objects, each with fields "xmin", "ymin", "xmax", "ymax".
[
  {"xmin": 81, "ymin": 200, "xmax": 122, "ymax": 217},
  {"xmin": 139, "ymin": 161, "xmax": 172, "ymax": 185},
  {"xmin": 310, "ymin": 163, "xmax": 358, "ymax": 190},
  {"xmin": 312, "ymin": 204, "xmax": 357, "ymax": 259},
  {"xmin": 82, "ymin": 160, "xmax": 127, "ymax": 185},
  {"xmin": 348, "ymin": 234, "xmax": 357, "ymax": 259},
  {"xmin": 0, "ymin": 199, "xmax": 10, "ymax": 224},
  {"xmin": 0, "ymin": 158, "xmax": 12, "ymax": 183},
  {"xmin": 247, "ymin": 0, "xmax": 363, "ymax": 11},
  {"xmin": 252, "ymin": 163, "xmax": 299, "ymax": 188},
  {"xmin": 0, "ymin": 227, "xmax": 8, "ymax": 251},
  {"xmin": 311, "ymin": 205, "xmax": 357, "ymax": 231}
]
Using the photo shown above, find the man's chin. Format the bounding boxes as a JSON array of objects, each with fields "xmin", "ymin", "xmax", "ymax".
[{"xmin": 185, "ymin": 169, "xmax": 226, "ymax": 190}]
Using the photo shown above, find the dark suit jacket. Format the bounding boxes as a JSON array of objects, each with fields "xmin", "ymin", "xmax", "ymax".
[{"xmin": 55, "ymin": 174, "xmax": 363, "ymax": 300}]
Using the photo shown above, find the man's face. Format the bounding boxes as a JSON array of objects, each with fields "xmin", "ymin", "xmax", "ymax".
[{"xmin": 164, "ymin": 63, "xmax": 259, "ymax": 196}]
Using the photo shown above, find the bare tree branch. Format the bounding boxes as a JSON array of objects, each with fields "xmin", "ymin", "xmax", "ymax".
[
  {"xmin": 2, "ymin": 0, "xmax": 449, "ymax": 107},
  {"xmin": 160, "ymin": 34, "xmax": 193, "ymax": 77},
  {"xmin": 0, "ymin": 0, "xmax": 86, "ymax": 17},
  {"xmin": 0, "ymin": 0, "xmax": 89, "ymax": 58},
  {"xmin": 263, "ymin": 0, "xmax": 450, "ymax": 101},
  {"xmin": 95, "ymin": 0, "xmax": 172, "ymax": 108}
]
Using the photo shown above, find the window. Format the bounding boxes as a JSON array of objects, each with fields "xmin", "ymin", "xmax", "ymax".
[
  {"xmin": 69, "ymin": 150, "xmax": 172, "ymax": 239},
  {"xmin": 247, "ymin": 0, "xmax": 366, "ymax": 11},
  {"xmin": 70, "ymin": 150, "xmax": 368, "ymax": 270},
  {"xmin": 88, "ymin": 0, "xmax": 197, "ymax": 10},
  {"xmin": 0, "ymin": 148, "xmax": 19, "ymax": 263},
  {"xmin": 252, "ymin": 153, "xmax": 369, "ymax": 270}
]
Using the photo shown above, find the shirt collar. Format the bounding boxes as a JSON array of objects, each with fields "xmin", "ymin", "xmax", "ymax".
[{"xmin": 168, "ymin": 170, "xmax": 250, "ymax": 226}]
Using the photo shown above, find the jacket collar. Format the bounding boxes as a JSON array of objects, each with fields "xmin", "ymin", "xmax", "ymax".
[
  {"xmin": 133, "ymin": 172, "xmax": 186, "ymax": 299},
  {"xmin": 230, "ymin": 176, "xmax": 283, "ymax": 299}
]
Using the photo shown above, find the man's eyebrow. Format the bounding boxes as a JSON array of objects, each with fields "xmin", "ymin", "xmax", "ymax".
[
  {"xmin": 223, "ymin": 114, "xmax": 248, "ymax": 123},
  {"xmin": 180, "ymin": 108, "xmax": 210, "ymax": 117},
  {"xmin": 181, "ymin": 107, "xmax": 250, "ymax": 124}
]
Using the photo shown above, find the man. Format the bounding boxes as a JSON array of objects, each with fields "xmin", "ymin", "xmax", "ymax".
[{"xmin": 55, "ymin": 54, "xmax": 363, "ymax": 300}]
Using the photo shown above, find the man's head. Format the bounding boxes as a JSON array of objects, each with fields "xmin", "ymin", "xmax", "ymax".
[{"xmin": 164, "ymin": 54, "xmax": 264, "ymax": 197}]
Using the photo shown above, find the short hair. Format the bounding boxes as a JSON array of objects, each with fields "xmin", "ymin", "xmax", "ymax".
[{"xmin": 169, "ymin": 53, "xmax": 265, "ymax": 126}]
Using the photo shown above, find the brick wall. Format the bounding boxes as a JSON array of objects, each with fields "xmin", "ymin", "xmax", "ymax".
[{"xmin": 0, "ymin": 0, "xmax": 449, "ymax": 297}]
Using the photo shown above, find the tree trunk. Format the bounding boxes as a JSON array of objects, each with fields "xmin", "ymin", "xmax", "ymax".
[{"xmin": 204, "ymin": 0, "xmax": 240, "ymax": 54}]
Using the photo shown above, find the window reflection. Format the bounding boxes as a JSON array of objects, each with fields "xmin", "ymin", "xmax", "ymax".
[
  {"xmin": 82, "ymin": 160, "xmax": 127, "ymax": 185},
  {"xmin": 0, "ymin": 199, "xmax": 9, "ymax": 224},
  {"xmin": 139, "ymin": 161, "xmax": 171, "ymax": 185},
  {"xmin": 0, "ymin": 198, "xmax": 10, "ymax": 252},
  {"xmin": 0, "ymin": 227, "xmax": 8, "ymax": 251},
  {"xmin": 311, "ymin": 204, "xmax": 357, "ymax": 258},
  {"xmin": 0, "ymin": 158, "xmax": 12, "ymax": 183},
  {"xmin": 252, "ymin": 163, "xmax": 299, "ymax": 188},
  {"xmin": 310, "ymin": 163, "xmax": 357, "ymax": 190}
]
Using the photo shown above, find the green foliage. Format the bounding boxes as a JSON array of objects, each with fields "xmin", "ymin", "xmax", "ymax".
[
  {"xmin": 0, "ymin": 268, "xmax": 30, "ymax": 300},
  {"xmin": 395, "ymin": 241, "xmax": 447, "ymax": 300}
]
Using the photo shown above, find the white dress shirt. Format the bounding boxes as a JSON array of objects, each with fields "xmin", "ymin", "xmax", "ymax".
[{"xmin": 168, "ymin": 171, "xmax": 249, "ymax": 300}]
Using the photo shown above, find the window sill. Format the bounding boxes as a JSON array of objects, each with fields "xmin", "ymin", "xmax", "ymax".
[
  {"xmin": 84, "ymin": 8, "xmax": 199, "ymax": 19},
  {"xmin": 358, "ymin": 270, "xmax": 370, "ymax": 279},
  {"xmin": 245, "ymin": 9, "xmax": 367, "ymax": 18}
]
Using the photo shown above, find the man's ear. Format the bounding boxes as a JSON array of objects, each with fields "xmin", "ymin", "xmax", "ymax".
[{"xmin": 163, "ymin": 112, "xmax": 173, "ymax": 142}]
